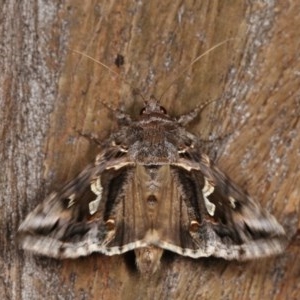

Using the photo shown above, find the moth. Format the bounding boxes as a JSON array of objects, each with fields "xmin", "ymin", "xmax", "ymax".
[{"xmin": 18, "ymin": 96, "xmax": 287, "ymax": 275}]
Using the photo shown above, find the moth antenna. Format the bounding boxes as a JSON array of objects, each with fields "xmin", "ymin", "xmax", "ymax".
[
  {"xmin": 69, "ymin": 48, "xmax": 146, "ymax": 102},
  {"xmin": 159, "ymin": 38, "xmax": 237, "ymax": 102}
]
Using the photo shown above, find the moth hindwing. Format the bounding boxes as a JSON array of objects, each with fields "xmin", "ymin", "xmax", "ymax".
[{"xmin": 18, "ymin": 97, "xmax": 287, "ymax": 275}]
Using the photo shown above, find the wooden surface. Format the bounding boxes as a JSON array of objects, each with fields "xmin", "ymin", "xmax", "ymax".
[{"xmin": 1, "ymin": 0, "xmax": 299, "ymax": 299}]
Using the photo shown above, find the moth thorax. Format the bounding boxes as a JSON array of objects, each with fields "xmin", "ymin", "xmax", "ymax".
[{"xmin": 134, "ymin": 246, "xmax": 164, "ymax": 275}]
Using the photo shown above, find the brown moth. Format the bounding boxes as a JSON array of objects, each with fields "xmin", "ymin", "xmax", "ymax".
[{"xmin": 18, "ymin": 97, "xmax": 287, "ymax": 275}]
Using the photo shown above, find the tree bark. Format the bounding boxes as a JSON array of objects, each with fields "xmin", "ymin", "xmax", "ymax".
[{"xmin": 1, "ymin": 0, "xmax": 299, "ymax": 299}]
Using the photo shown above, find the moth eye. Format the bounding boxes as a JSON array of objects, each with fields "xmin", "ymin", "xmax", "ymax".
[
  {"xmin": 139, "ymin": 105, "xmax": 167, "ymax": 114},
  {"xmin": 105, "ymin": 219, "xmax": 115, "ymax": 231},
  {"xmin": 159, "ymin": 106, "xmax": 167, "ymax": 114},
  {"xmin": 189, "ymin": 220, "xmax": 200, "ymax": 232},
  {"xmin": 140, "ymin": 107, "xmax": 146, "ymax": 114}
]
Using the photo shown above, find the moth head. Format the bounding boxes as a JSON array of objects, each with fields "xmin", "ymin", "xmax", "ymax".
[{"xmin": 140, "ymin": 96, "xmax": 167, "ymax": 115}]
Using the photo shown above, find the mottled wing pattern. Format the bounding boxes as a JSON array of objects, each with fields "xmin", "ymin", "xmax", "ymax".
[
  {"xmin": 18, "ymin": 152, "xmax": 135, "ymax": 258},
  {"xmin": 168, "ymin": 153, "xmax": 287, "ymax": 259}
]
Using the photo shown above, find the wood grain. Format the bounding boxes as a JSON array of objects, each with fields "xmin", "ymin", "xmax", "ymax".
[{"xmin": 1, "ymin": 0, "xmax": 299, "ymax": 299}]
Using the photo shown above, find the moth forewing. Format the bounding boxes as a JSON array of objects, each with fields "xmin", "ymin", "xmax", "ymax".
[{"xmin": 18, "ymin": 97, "xmax": 287, "ymax": 274}]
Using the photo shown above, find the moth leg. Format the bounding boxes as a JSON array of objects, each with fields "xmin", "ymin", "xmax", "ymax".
[
  {"xmin": 99, "ymin": 99, "xmax": 132, "ymax": 125},
  {"xmin": 177, "ymin": 99, "xmax": 219, "ymax": 126},
  {"xmin": 197, "ymin": 132, "xmax": 233, "ymax": 160},
  {"xmin": 197, "ymin": 131, "xmax": 232, "ymax": 144},
  {"xmin": 75, "ymin": 129, "xmax": 104, "ymax": 146}
]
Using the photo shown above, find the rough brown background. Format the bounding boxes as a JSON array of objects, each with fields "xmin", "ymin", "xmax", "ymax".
[{"xmin": 1, "ymin": 0, "xmax": 299, "ymax": 299}]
